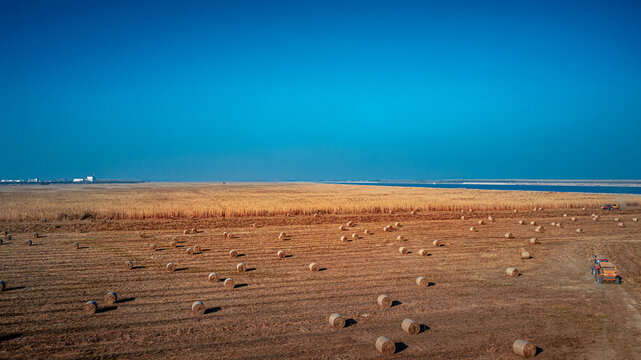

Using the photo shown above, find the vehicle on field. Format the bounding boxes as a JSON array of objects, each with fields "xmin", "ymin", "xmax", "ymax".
[
  {"xmin": 591, "ymin": 255, "xmax": 622, "ymax": 284},
  {"xmin": 602, "ymin": 204, "xmax": 620, "ymax": 211}
]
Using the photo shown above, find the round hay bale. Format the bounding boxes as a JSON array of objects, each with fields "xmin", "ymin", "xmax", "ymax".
[
  {"xmin": 224, "ymin": 278, "xmax": 235, "ymax": 289},
  {"xmin": 401, "ymin": 318, "xmax": 420, "ymax": 335},
  {"xmin": 191, "ymin": 228, "xmax": 197, "ymax": 234},
  {"xmin": 277, "ymin": 250, "xmax": 285, "ymax": 258},
  {"xmin": 149, "ymin": 243, "xmax": 157, "ymax": 251},
  {"xmin": 150, "ymin": 255, "xmax": 156, "ymax": 261},
  {"xmin": 530, "ymin": 221, "xmax": 536, "ymax": 226},
  {"xmin": 73, "ymin": 242, "xmax": 80, "ymax": 249},
  {"xmin": 384, "ymin": 225, "xmax": 392, "ymax": 232},
  {"xmin": 309, "ymin": 262, "xmax": 319, "ymax": 272},
  {"xmin": 532, "ymin": 208, "xmax": 537, "ymax": 212},
  {"xmin": 520, "ymin": 251, "xmax": 530, "ymax": 259},
  {"xmin": 563, "ymin": 214, "xmax": 568, "ymax": 217},
  {"xmin": 166, "ymin": 262, "xmax": 175, "ymax": 272},
  {"xmin": 0, "ymin": 280, "xmax": 5, "ymax": 291},
  {"xmin": 229, "ymin": 249, "xmax": 239, "ymax": 257},
  {"xmin": 347, "ymin": 221, "xmax": 354, "ymax": 227},
  {"xmin": 280, "ymin": 231, "xmax": 287, "ymax": 238},
  {"xmin": 614, "ymin": 217, "xmax": 619, "ymax": 222},
  {"xmin": 618, "ymin": 222, "xmax": 625, "ymax": 227},
  {"xmin": 432, "ymin": 240, "xmax": 441, "ymax": 247},
  {"xmin": 396, "ymin": 235, "xmax": 405, "ymax": 241},
  {"xmin": 226, "ymin": 233, "xmax": 233, "ymax": 239},
  {"xmin": 550, "ymin": 222, "xmax": 556, "ymax": 226},
  {"xmin": 571, "ymin": 217, "xmax": 577, "ymax": 221},
  {"xmin": 488, "ymin": 216, "xmax": 494, "ymax": 222},
  {"xmin": 416, "ymin": 276, "xmax": 428, "ymax": 287},
  {"xmin": 377, "ymin": 294, "xmax": 392, "ymax": 308},
  {"xmin": 469, "ymin": 226, "xmax": 476, "ymax": 232},
  {"xmin": 461, "ymin": 216, "xmax": 466, "ymax": 220},
  {"xmin": 83, "ymin": 300, "xmax": 98, "ymax": 315},
  {"xmin": 555, "ymin": 222, "xmax": 562, "ymax": 228},
  {"xmin": 398, "ymin": 246, "xmax": 408, "ymax": 254},
  {"xmin": 505, "ymin": 232, "xmax": 513, "ymax": 239},
  {"xmin": 514, "ymin": 209, "xmax": 518, "ymax": 213},
  {"xmin": 340, "ymin": 235, "xmax": 348, "ymax": 242},
  {"xmin": 139, "ymin": 232, "xmax": 146, "ymax": 238},
  {"xmin": 25, "ymin": 239, "xmax": 33, "ymax": 246},
  {"xmin": 506, "ymin": 267, "xmax": 519, "ymax": 277},
  {"xmin": 193, "ymin": 245, "xmax": 201, "ymax": 253},
  {"xmin": 186, "ymin": 247, "xmax": 194, "ymax": 255},
  {"xmin": 208, "ymin": 272, "xmax": 219, "ymax": 283},
  {"xmin": 513, "ymin": 339, "xmax": 536, "ymax": 358},
  {"xmin": 529, "ymin": 238, "xmax": 539, "ymax": 244},
  {"xmin": 411, "ymin": 210, "xmax": 416, "ymax": 215},
  {"xmin": 124, "ymin": 260, "xmax": 133, "ymax": 270},
  {"xmin": 593, "ymin": 216, "xmax": 599, "ymax": 221},
  {"xmin": 191, "ymin": 301, "xmax": 205, "ymax": 315},
  {"xmin": 518, "ymin": 220, "xmax": 524, "ymax": 225},
  {"xmin": 104, "ymin": 292, "xmax": 117, "ymax": 305},
  {"xmin": 535, "ymin": 226, "xmax": 543, "ymax": 232},
  {"xmin": 236, "ymin": 262, "xmax": 246, "ymax": 272},
  {"xmin": 582, "ymin": 207, "xmax": 586, "ymax": 210},
  {"xmin": 469, "ymin": 208, "xmax": 473, "ymax": 212},
  {"xmin": 170, "ymin": 240, "xmax": 177, "ymax": 247},
  {"xmin": 328, "ymin": 313, "xmax": 345, "ymax": 328},
  {"xmin": 576, "ymin": 228, "xmax": 583, "ymax": 233},
  {"xmin": 418, "ymin": 249, "xmax": 428, "ymax": 256},
  {"xmin": 395, "ymin": 222, "xmax": 401, "ymax": 227},
  {"xmin": 313, "ymin": 213, "xmax": 318, "ymax": 218},
  {"xmin": 376, "ymin": 336, "xmax": 395, "ymax": 355},
  {"xmin": 478, "ymin": 220, "xmax": 484, "ymax": 225},
  {"xmin": 538, "ymin": 208, "xmax": 543, "ymax": 211},
  {"xmin": 364, "ymin": 229, "xmax": 371, "ymax": 235},
  {"xmin": 251, "ymin": 223, "xmax": 256, "ymax": 227},
  {"xmin": 633, "ymin": 217, "xmax": 638, "ymax": 222},
  {"xmin": 352, "ymin": 233, "xmax": 358, "ymax": 240},
  {"xmin": 183, "ymin": 230, "xmax": 189, "ymax": 235},
  {"xmin": 338, "ymin": 225, "xmax": 346, "ymax": 231},
  {"xmin": 223, "ymin": 231, "xmax": 228, "ymax": 237}
]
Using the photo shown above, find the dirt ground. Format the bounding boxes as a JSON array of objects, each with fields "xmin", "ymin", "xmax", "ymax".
[{"xmin": 1, "ymin": 208, "xmax": 641, "ymax": 359}]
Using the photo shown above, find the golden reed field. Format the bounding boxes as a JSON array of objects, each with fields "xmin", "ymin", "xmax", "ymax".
[
  {"xmin": 1, "ymin": 183, "xmax": 641, "ymax": 359},
  {"xmin": 0, "ymin": 182, "xmax": 639, "ymax": 221}
]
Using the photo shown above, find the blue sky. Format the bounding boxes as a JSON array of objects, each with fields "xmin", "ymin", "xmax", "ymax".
[{"xmin": 1, "ymin": 0, "xmax": 640, "ymax": 181}]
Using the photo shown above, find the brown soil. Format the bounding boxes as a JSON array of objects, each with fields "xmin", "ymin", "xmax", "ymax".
[{"xmin": 1, "ymin": 208, "xmax": 640, "ymax": 359}]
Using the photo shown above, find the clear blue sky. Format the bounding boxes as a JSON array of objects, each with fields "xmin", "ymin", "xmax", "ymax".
[{"xmin": 1, "ymin": 0, "xmax": 640, "ymax": 181}]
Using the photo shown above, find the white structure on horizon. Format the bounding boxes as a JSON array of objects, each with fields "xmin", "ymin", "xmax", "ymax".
[
  {"xmin": 86, "ymin": 175, "xmax": 94, "ymax": 182},
  {"xmin": 73, "ymin": 178, "xmax": 84, "ymax": 183}
]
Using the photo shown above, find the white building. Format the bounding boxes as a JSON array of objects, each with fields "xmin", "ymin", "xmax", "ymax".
[{"xmin": 73, "ymin": 178, "xmax": 84, "ymax": 183}]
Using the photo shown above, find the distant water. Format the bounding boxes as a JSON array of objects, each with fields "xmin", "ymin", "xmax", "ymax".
[{"xmin": 338, "ymin": 182, "xmax": 641, "ymax": 195}]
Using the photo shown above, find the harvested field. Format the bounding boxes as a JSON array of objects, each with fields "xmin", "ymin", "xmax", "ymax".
[{"xmin": 0, "ymin": 185, "xmax": 640, "ymax": 359}]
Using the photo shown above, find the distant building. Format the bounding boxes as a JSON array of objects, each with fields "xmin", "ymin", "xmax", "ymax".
[
  {"xmin": 86, "ymin": 176, "xmax": 94, "ymax": 182},
  {"xmin": 73, "ymin": 178, "xmax": 84, "ymax": 183}
]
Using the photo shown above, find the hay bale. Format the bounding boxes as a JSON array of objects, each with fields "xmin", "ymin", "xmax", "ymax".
[
  {"xmin": 384, "ymin": 225, "xmax": 392, "ymax": 232},
  {"xmin": 518, "ymin": 220, "xmax": 524, "ymax": 225},
  {"xmin": 614, "ymin": 217, "xmax": 620, "ymax": 222},
  {"xmin": 576, "ymin": 228, "xmax": 583, "ymax": 233},
  {"xmin": 25, "ymin": 239, "xmax": 32, "ymax": 246},
  {"xmin": 309, "ymin": 263, "xmax": 319, "ymax": 272},
  {"xmin": 416, "ymin": 276, "xmax": 428, "ymax": 287},
  {"xmin": 364, "ymin": 229, "xmax": 371, "ymax": 235},
  {"xmin": 149, "ymin": 244, "xmax": 157, "ymax": 251},
  {"xmin": 530, "ymin": 221, "xmax": 536, "ymax": 226},
  {"xmin": 513, "ymin": 339, "xmax": 536, "ymax": 358},
  {"xmin": 469, "ymin": 226, "xmax": 476, "ymax": 232},
  {"xmin": 461, "ymin": 216, "xmax": 466, "ymax": 220},
  {"xmin": 280, "ymin": 231, "xmax": 287, "ymax": 238},
  {"xmin": 236, "ymin": 262, "xmax": 246, "ymax": 272},
  {"xmin": 34, "ymin": 232, "xmax": 39, "ymax": 238},
  {"xmin": 166, "ymin": 262, "xmax": 175, "ymax": 272},
  {"xmin": 398, "ymin": 246, "xmax": 408, "ymax": 254},
  {"xmin": 506, "ymin": 267, "xmax": 519, "ymax": 277},
  {"xmin": 224, "ymin": 278, "xmax": 235, "ymax": 289},
  {"xmin": 396, "ymin": 235, "xmax": 405, "ymax": 241},
  {"xmin": 347, "ymin": 221, "xmax": 354, "ymax": 227},
  {"xmin": 83, "ymin": 300, "xmax": 98, "ymax": 315},
  {"xmin": 478, "ymin": 220, "xmax": 484, "ymax": 225},
  {"xmin": 505, "ymin": 232, "xmax": 513, "ymax": 239},
  {"xmin": 226, "ymin": 233, "xmax": 233, "ymax": 239},
  {"xmin": 535, "ymin": 226, "xmax": 543, "ymax": 232},
  {"xmin": 529, "ymin": 238, "xmax": 539, "ymax": 244},
  {"xmin": 313, "ymin": 213, "xmax": 318, "ymax": 217},
  {"xmin": 170, "ymin": 240, "xmax": 177, "ymax": 247},
  {"xmin": 377, "ymin": 294, "xmax": 392, "ymax": 308},
  {"xmin": 277, "ymin": 250, "xmax": 285, "ymax": 258},
  {"xmin": 582, "ymin": 207, "xmax": 586, "ymax": 210},
  {"xmin": 555, "ymin": 223, "xmax": 561, "ymax": 228},
  {"xmin": 401, "ymin": 318, "xmax": 420, "ymax": 335},
  {"xmin": 139, "ymin": 232, "xmax": 145, "ymax": 238},
  {"xmin": 375, "ymin": 336, "xmax": 395, "ymax": 355},
  {"xmin": 74, "ymin": 242, "xmax": 80, "ymax": 249},
  {"xmin": 514, "ymin": 209, "xmax": 518, "ymax": 213},
  {"xmin": 0, "ymin": 280, "xmax": 5, "ymax": 291},
  {"xmin": 469, "ymin": 208, "xmax": 473, "ymax": 212},
  {"xmin": 488, "ymin": 216, "xmax": 494, "ymax": 221},
  {"xmin": 183, "ymin": 230, "xmax": 189, "ymax": 235},
  {"xmin": 593, "ymin": 216, "xmax": 599, "ymax": 221},
  {"xmin": 418, "ymin": 249, "xmax": 428, "ymax": 256},
  {"xmin": 223, "ymin": 231, "xmax": 228, "ymax": 237},
  {"xmin": 520, "ymin": 251, "xmax": 530, "ymax": 259},
  {"xmin": 193, "ymin": 245, "xmax": 201, "ymax": 253},
  {"xmin": 432, "ymin": 240, "xmax": 441, "ymax": 247},
  {"xmin": 338, "ymin": 225, "xmax": 346, "ymax": 231},
  {"xmin": 340, "ymin": 235, "xmax": 348, "ymax": 242},
  {"xmin": 328, "ymin": 313, "xmax": 345, "ymax": 328},
  {"xmin": 191, "ymin": 301, "xmax": 205, "ymax": 315},
  {"xmin": 633, "ymin": 218, "xmax": 638, "ymax": 222},
  {"xmin": 563, "ymin": 214, "xmax": 568, "ymax": 217},
  {"xmin": 208, "ymin": 272, "xmax": 219, "ymax": 283},
  {"xmin": 538, "ymin": 208, "xmax": 543, "ymax": 211},
  {"xmin": 124, "ymin": 260, "xmax": 133, "ymax": 270},
  {"xmin": 550, "ymin": 222, "xmax": 556, "ymax": 226},
  {"xmin": 186, "ymin": 247, "xmax": 194, "ymax": 255},
  {"xmin": 618, "ymin": 222, "xmax": 625, "ymax": 227},
  {"xmin": 395, "ymin": 222, "xmax": 401, "ymax": 227},
  {"xmin": 352, "ymin": 233, "xmax": 358, "ymax": 240},
  {"xmin": 104, "ymin": 292, "xmax": 117, "ymax": 305},
  {"xmin": 411, "ymin": 210, "xmax": 416, "ymax": 215},
  {"xmin": 229, "ymin": 249, "xmax": 239, "ymax": 257},
  {"xmin": 191, "ymin": 227, "xmax": 197, "ymax": 234}
]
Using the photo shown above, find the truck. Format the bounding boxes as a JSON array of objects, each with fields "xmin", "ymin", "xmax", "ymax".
[{"xmin": 591, "ymin": 256, "xmax": 622, "ymax": 284}]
